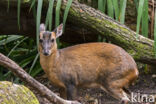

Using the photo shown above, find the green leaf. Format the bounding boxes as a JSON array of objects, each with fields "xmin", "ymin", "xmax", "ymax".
[
  {"xmin": 98, "ymin": 35, "xmax": 102, "ymax": 42},
  {"xmin": 19, "ymin": 56, "xmax": 35, "ymax": 68},
  {"xmin": 30, "ymin": 67, "xmax": 42, "ymax": 77},
  {"xmin": 7, "ymin": 37, "xmax": 28, "ymax": 57},
  {"xmin": 55, "ymin": 0, "xmax": 62, "ymax": 27},
  {"xmin": 36, "ymin": 0, "xmax": 43, "ymax": 47},
  {"xmin": 136, "ymin": 0, "xmax": 144, "ymax": 38},
  {"xmin": 3, "ymin": 71, "xmax": 12, "ymax": 80},
  {"xmin": 29, "ymin": 0, "xmax": 36, "ymax": 12},
  {"xmin": 55, "ymin": 0, "xmax": 62, "ymax": 48},
  {"xmin": 32, "ymin": 3, "xmax": 37, "ymax": 19},
  {"xmin": 63, "ymin": 0, "xmax": 73, "ymax": 30},
  {"xmin": 112, "ymin": 0, "xmax": 119, "ymax": 21},
  {"xmin": 103, "ymin": 0, "xmax": 106, "ymax": 13},
  {"xmin": 0, "ymin": 35, "xmax": 23, "ymax": 46},
  {"xmin": 29, "ymin": 53, "xmax": 39, "ymax": 74},
  {"xmin": 134, "ymin": 0, "xmax": 139, "ymax": 10},
  {"xmin": 17, "ymin": 0, "xmax": 21, "ymax": 29},
  {"xmin": 154, "ymin": 8, "xmax": 156, "ymax": 58},
  {"xmin": 119, "ymin": 0, "xmax": 127, "ymax": 24},
  {"xmin": 48, "ymin": 0, "xmax": 54, "ymax": 31},
  {"xmin": 98, "ymin": 0, "xmax": 104, "ymax": 13},
  {"xmin": 107, "ymin": 0, "xmax": 114, "ymax": 18},
  {"xmin": 141, "ymin": 0, "xmax": 148, "ymax": 37},
  {"xmin": 14, "ymin": 49, "xmax": 37, "ymax": 62},
  {"xmin": 45, "ymin": 0, "xmax": 54, "ymax": 31}
]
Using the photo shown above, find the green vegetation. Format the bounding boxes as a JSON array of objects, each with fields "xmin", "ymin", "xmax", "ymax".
[
  {"xmin": 0, "ymin": 35, "xmax": 40, "ymax": 82},
  {"xmin": 0, "ymin": 0, "xmax": 155, "ymax": 82}
]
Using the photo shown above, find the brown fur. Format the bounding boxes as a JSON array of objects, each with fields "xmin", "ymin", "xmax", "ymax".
[{"xmin": 39, "ymin": 32, "xmax": 139, "ymax": 103}]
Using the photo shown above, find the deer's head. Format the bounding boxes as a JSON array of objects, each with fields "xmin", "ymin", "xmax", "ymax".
[{"xmin": 39, "ymin": 24, "xmax": 63, "ymax": 56}]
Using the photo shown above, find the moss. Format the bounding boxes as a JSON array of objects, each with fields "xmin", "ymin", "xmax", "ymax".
[{"xmin": 0, "ymin": 81, "xmax": 39, "ymax": 104}]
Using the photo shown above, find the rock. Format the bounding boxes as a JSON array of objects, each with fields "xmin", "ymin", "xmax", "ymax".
[{"xmin": 0, "ymin": 81, "xmax": 39, "ymax": 104}]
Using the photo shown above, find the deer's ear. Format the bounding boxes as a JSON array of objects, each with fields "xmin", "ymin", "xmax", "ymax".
[
  {"xmin": 54, "ymin": 23, "xmax": 63, "ymax": 38},
  {"xmin": 40, "ymin": 24, "xmax": 45, "ymax": 32}
]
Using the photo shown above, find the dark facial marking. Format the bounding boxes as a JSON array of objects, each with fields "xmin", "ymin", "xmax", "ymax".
[
  {"xmin": 51, "ymin": 39, "xmax": 54, "ymax": 42},
  {"xmin": 39, "ymin": 39, "xmax": 43, "ymax": 43},
  {"xmin": 43, "ymin": 32, "xmax": 51, "ymax": 39}
]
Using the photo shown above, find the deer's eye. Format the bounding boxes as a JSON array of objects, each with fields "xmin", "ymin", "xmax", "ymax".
[
  {"xmin": 39, "ymin": 39, "xmax": 43, "ymax": 43},
  {"xmin": 51, "ymin": 39, "xmax": 54, "ymax": 42}
]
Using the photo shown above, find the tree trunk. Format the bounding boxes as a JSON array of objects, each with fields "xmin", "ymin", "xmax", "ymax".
[
  {"xmin": 0, "ymin": 81, "xmax": 39, "ymax": 104},
  {"xmin": 0, "ymin": 0, "xmax": 155, "ymax": 65}
]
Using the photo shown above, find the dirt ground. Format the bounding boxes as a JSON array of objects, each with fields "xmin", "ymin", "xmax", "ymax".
[{"xmin": 31, "ymin": 69, "xmax": 156, "ymax": 104}]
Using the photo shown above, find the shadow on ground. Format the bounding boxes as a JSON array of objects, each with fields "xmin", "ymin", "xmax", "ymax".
[{"xmin": 30, "ymin": 69, "xmax": 156, "ymax": 104}]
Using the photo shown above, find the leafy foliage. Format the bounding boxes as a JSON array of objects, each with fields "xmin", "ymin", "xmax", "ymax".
[
  {"xmin": 0, "ymin": 35, "xmax": 41, "ymax": 82},
  {"xmin": 0, "ymin": 0, "xmax": 73, "ymax": 82},
  {"xmin": 1, "ymin": 0, "xmax": 156, "ymax": 82}
]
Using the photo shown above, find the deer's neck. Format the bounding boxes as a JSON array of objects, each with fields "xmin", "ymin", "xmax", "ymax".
[{"xmin": 40, "ymin": 49, "xmax": 59, "ymax": 73}]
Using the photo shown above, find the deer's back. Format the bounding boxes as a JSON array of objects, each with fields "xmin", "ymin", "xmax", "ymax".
[{"xmin": 56, "ymin": 43, "xmax": 137, "ymax": 86}]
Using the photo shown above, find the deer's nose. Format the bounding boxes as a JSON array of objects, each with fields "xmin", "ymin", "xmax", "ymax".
[
  {"xmin": 43, "ymin": 49, "xmax": 49, "ymax": 56},
  {"xmin": 43, "ymin": 52, "xmax": 49, "ymax": 56}
]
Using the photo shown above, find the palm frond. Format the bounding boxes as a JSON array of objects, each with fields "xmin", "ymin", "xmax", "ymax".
[
  {"xmin": 63, "ymin": 0, "xmax": 73, "ymax": 30},
  {"xmin": 141, "ymin": 0, "xmax": 148, "ymax": 37},
  {"xmin": 107, "ymin": 0, "xmax": 114, "ymax": 18},
  {"xmin": 0, "ymin": 35, "xmax": 23, "ymax": 46},
  {"xmin": 55, "ymin": 0, "xmax": 62, "ymax": 27},
  {"xmin": 36, "ymin": 0, "xmax": 43, "ymax": 46},
  {"xmin": 98, "ymin": 0, "xmax": 104, "ymax": 13},
  {"xmin": 7, "ymin": 37, "xmax": 28, "ymax": 57},
  {"xmin": 45, "ymin": 0, "xmax": 54, "ymax": 31},
  {"xmin": 112, "ymin": 0, "xmax": 119, "ymax": 21},
  {"xmin": 17, "ymin": 0, "xmax": 21, "ymax": 29},
  {"xmin": 29, "ymin": 0, "xmax": 36, "ymax": 12},
  {"xmin": 55, "ymin": 0, "xmax": 62, "ymax": 48},
  {"xmin": 119, "ymin": 0, "xmax": 127, "ymax": 24},
  {"xmin": 136, "ymin": 0, "xmax": 144, "ymax": 38},
  {"xmin": 29, "ymin": 53, "xmax": 39, "ymax": 74}
]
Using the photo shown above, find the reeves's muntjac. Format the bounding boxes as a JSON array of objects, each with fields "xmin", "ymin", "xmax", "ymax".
[{"xmin": 39, "ymin": 24, "xmax": 139, "ymax": 104}]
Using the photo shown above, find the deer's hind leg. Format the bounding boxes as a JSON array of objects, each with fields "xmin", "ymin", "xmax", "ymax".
[
  {"xmin": 106, "ymin": 86, "xmax": 130, "ymax": 104},
  {"xmin": 101, "ymin": 67, "xmax": 138, "ymax": 103},
  {"xmin": 100, "ymin": 78, "xmax": 131, "ymax": 104}
]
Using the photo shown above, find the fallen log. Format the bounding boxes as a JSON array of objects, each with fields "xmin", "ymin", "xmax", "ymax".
[
  {"xmin": 0, "ymin": 53, "xmax": 81, "ymax": 104},
  {"xmin": 0, "ymin": 0, "xmax": 155, "ymax": 65},
  {"xmin": 61, "ymin": 0, "xmax": 155, "ymax": 65}
]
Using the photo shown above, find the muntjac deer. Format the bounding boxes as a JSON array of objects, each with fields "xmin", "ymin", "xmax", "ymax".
[{"xmin": 39, "ymin": 24, "xmax": 139, "ymax": 104}]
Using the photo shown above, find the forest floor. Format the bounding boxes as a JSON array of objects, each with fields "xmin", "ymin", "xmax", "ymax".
[{"xmin": 30, "ymin": 68, "xmax": 156, "ymax": 104}]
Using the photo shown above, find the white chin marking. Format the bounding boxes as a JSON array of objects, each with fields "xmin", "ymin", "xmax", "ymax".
[{"xmin": 49, "ymin": 50, "xmax": 52, "ymax": 54}]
